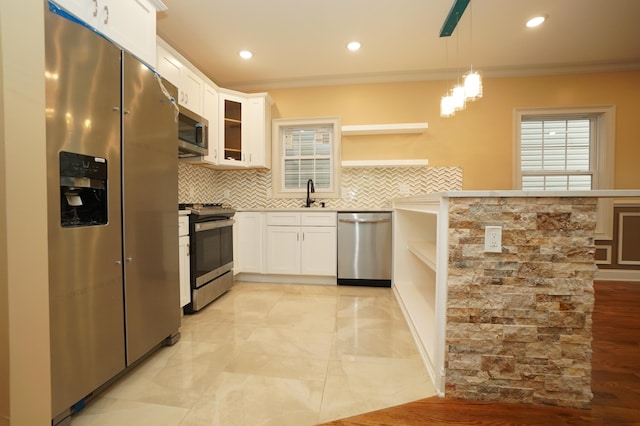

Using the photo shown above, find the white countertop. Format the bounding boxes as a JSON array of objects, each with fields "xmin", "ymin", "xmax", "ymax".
[
  {"xmin": 178, "ymin": 210, "xmax": 191, "ymax": 216},
  {"xmin": 394, "ymin": 189, "xmax": 640, "ymax": 204},
  {"xmin": 237, "ymin": 207, "xmax": 393, "ymax": 213}
]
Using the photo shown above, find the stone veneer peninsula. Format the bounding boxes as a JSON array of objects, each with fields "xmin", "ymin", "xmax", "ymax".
[{"xmin": 392, "ymin": 190, "xmax": 640, "ymax": 410}]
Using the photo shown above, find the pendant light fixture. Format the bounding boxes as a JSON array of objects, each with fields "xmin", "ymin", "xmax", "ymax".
[
  {"xmin": 451, "ymin": 84, "xmax": 466, "ymax": 110},
  {"xmin": 463, "ymin": 2, "xmax": 482, "ymax": 101},
  {"xmin": 439, "ymin": 0, "xmax": 483, "ymax": 117},
  {"xmin": 463, "ymin": 68, "xmax": 482, "ymax": 100},
  {"xmin": 440, "ymin": 27, "xmax": 455, "ymax": 117},
  {"xmin": 440, "ymin": 94, "xmax": 456, "ymax": 117}
]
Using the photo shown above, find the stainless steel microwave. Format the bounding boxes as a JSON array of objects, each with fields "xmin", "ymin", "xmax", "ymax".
[{"xmin": 178, "ymin": 107, "xmax": 208, "ymax": 158}]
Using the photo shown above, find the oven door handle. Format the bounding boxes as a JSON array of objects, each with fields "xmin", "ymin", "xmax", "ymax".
[{"xmin": 194, "ymin": 218, "xmax": 235, "ymax": 232}]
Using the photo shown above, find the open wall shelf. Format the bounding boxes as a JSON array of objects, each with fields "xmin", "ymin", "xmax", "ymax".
[
  {"xmin": 341, "ymin": 122, "xmax": 428, "ymax": 135},
  {"xmin": 341, "ymin": 159, "xmax": 428, "ymax": 168}
]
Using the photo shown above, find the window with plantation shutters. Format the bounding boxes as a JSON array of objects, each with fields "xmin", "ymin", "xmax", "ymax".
[
  {"xmin": 272, "ymin": 117, "xmax": 341, "ymax": 199},
  {"xmin": 281, "ymin": 125, "xmax": 332, "ymax": 192},
  {"xmin": 514, "ymin": 106, "xmax": 616, "ymax": 239},
  {"xmin": 520, "ymin": 116, "xmax": 595, "ymax": 190}
]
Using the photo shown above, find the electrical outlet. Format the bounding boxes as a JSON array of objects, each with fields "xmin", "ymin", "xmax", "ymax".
[
  {"xmin": 188, "ymin": 187, "xmax": 195, "ymax": 200},
  {"xmin": 484, "ymin": 226, "xmax": 502, "ymax": 253},
  {"xmin": 224, "ymin": 189, "xmax": 231, "ymax": 199}
]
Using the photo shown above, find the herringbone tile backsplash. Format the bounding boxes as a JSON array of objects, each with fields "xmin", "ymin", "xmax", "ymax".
[{"xmin": 178, "ymin": 163, "xmax": 462, "ymax": 209}]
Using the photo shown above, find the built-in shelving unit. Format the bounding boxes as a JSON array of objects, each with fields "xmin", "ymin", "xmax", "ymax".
[
  {"xmin": 392, "ymin": 198, "xmax": 447, "ymax": 397},
  {"xmin": 341, "ymin": 122, "xmax": 428, "ymax": 135},
  {"xmin": 407, "ymin": 240, "xmax": 437, "ymax": 271},
  {"xmin": 341, "ymin": 159, "xmax": 428, "ymax": 168}
]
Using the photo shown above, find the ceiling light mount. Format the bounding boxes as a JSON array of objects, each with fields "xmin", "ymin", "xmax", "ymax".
[
  {"xmin": 439, "ymin": 0, "xmax": 470, "ymax": 37},
  {"xmin": 347, "ymin": 41, "xmax": 361, "ymax": 51},
  {"xmin": 526, "ymin": 15, "xmax": 547, "ymax": 28}
]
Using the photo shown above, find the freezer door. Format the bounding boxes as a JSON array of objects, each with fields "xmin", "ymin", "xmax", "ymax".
[
  {"xmin": 122, "ymin": 52, "xmax": 180, "ymax": 365},
  {"xmin": 45, "ymin": 7, "xmax": 126, "ymax": 416}
]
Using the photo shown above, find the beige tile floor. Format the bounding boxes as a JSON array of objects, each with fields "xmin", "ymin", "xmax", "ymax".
[{"xmin": 70, "ymin": 281, "xmax": 435, "ymax": 425}]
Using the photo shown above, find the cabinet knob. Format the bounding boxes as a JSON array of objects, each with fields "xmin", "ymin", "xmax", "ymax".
[
  {"xmin": 92, "ymin": 0, "xmax": 98, "ymax": 17},
  {"xmin": 115, "ymin": 260, "xmax": 122, "ymax": 265},
  {"xmin": 126, "ymin": 257, "xmax": 133, "ymax": 262},
  {"xmin": 102, "ymin": 5, "xmax": 109, "ymax": 25},
  {"xmin": 186, "ymin": 243, "xmax": 190, "ymax": 256}
]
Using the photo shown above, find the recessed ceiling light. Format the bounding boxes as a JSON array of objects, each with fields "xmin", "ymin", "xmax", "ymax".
[
  {"xmin": 526, "ymin": 15, "xmax": 547, "ymax": 28},
  {"xmin": 239, "ymin": 50, "xmax": 253, "ymax": 59},
  {"xmin": 347, "ymin": 41, "xmax": 361, "ymax": 52}
]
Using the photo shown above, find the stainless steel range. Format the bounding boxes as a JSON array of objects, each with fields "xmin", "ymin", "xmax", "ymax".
[{"xmin": 180, "ymin": 203, "xmax": 235, "ymax": 313}]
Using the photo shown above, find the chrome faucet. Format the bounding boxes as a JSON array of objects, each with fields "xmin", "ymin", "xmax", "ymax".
[{"xmin": 306, "ymin": 179, "xmax": 315, "ymax": 207}]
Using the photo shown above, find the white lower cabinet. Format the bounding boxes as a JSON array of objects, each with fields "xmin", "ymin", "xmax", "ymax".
[
  {"xmin": 235, "ymin": 212, "xmax": 264, "ymax": 273},
  {"xmin": 178, "ymin": 215, "xmax": 190, "ymax": 308},
  {"xmin": 265, "ymin": 212, "xmax": 337, "ymax": 276},
  {"xmin": 266, "ymin": 226, "xmax": 301, "ymax": 274},
  {"xmin": 300, "ymin": 226, "xmax": 337, "ymax": 275}
]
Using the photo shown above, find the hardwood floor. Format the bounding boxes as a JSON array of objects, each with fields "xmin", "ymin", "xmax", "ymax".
[{"xmin": 321, "ymin": 280, "xmax": 640, "ymax": 425}]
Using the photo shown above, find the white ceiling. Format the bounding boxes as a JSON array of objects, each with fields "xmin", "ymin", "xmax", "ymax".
[{"xmin": 156, "ymin": 0, "xmax": 640, "ymax": 91}]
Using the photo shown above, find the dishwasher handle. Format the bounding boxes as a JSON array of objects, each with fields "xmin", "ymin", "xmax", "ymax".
[{"xmin": 338, "ymin": 217, "xmax": 391, "ymax": 224}]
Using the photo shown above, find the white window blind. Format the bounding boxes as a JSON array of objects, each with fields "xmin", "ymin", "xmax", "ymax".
[
  {"xmin": 520, "ymin": 116, "xmax": 595, "ymax": 190},
  {"xmin": 281, "ymin": 125, "xmax": 333, "ymax": 192}
]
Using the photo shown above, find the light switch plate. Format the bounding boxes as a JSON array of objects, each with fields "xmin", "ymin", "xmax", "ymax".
[{"xmin": 484, "ymin": 225, "xmax": 502, "ymax": 253}]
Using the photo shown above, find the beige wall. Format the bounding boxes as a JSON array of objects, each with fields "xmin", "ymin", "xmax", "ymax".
[
  {"xmin": 0, "ymin": 0, "xmax": 51, "ymax": 424},
  {"xmin": 267, "ymin": 70, "xmax": 640, "ymax": 190},
  {"xmin": 0, "ymin": 8, "xmax": 8, "ymax": 424}
]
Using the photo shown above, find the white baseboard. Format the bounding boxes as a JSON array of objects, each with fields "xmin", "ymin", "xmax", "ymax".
[
  {"xmin": 235, "ymin": 272, "xmax": 336, "ymax": 285},
  {"xmin": 595, "ymin": 269, "xmax": 640, "ymax": 282}
]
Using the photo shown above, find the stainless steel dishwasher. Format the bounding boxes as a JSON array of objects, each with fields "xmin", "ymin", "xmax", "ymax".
[{"xmin": 337, "ymin": 212, "xmax": 392, "ymax": 287}]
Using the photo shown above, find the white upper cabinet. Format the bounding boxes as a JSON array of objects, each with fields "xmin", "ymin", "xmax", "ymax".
[
  {"xmin": 216, "ymin": 91, "xmax": 273, "ymax": 169},
  {"xmin": 218, "ymin": 91, "xmax": 246, "ymax": 167},
  {"xmin": 155, "ymin": 43, "xmax": 180, "ymax": 87},
  {"xmin": 53, "ymin": 0, "xmax": 163, "ymax": 67},
  {"xmin": 200, "ymin": 83, "xmax": 220, "ymax": 164},
  {"xmin": 244, "ymin": 93, "xmax": 273, "ymax": 169},
  {"xmin": 155, "ymin": 42, "xmax": 204, "ymax": 116},
  {"xmin": 178, "ymin": 68, "xmax": 204, "ymax": 115},
  {"xmin": 153, "ymin": 39, "xmax": 273, "ymax": 169}
]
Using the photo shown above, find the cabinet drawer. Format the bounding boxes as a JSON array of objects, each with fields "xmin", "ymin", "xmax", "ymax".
[
  {"xmin": 178, "ymin": 216, "xmax": 190, "ymax": 236},
  {"xmin": 302, "ymin": 212, "xmax": 336, "ymax": 227},
  {"xmin": 267, "ymin": 212, "xmax": 300, "ymax": 226}
]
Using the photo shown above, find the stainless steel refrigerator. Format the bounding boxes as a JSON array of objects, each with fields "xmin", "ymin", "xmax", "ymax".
[{"xmin": 45, "ymin": 4, "xmax": 180, "ymax": 423}]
